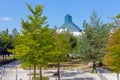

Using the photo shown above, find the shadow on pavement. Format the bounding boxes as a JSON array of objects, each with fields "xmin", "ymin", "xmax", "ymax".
[
  {"xmin": 61, "ymin": 77, "xmax": 95, "ymax": 80},
  {"xmin": 73, "ymin": 77, "xmax": 95, "ymax": 80},
  {"xmin": 62, "ymin": 72, "xmax": 78, "ymax": 77}
]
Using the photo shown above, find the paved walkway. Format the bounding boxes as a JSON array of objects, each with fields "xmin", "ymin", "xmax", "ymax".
[
  {"xmin": 0, "ymin": 69, "xmax": 101, "ymax": 80},
  {"xmin": 49, "ymin": 70, "xmax": 101, "ymax": 80},
  {"xmin": 102, "ymin": 73, "xmax": 119, "ymax": 80},
  {"xmin": 0, "ymin": 61, "xmax": 112, "ymax": 80}
]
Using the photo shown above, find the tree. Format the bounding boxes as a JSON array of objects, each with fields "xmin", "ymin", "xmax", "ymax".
[
  {"xmin": 36, "ymin": 27, "xmax": 55, "ymax": 80},
  {"xmin": 108, "ymin": 15, "xmax": 120, "ymax": 32},
  {"xmin": 51, "ymin": 32, "xmax": 71, "ymax": 80},
  {"xmin": 10, "ymin": 3, "xmax": 54, "ymax": 80},
  {"xmin": 69, "ymin": 34, "xmax": 78, "ymax": 57},
  {"xmin": 77, "ymin": 11, "xmax": 110, "ymax": 72},
  {"xmin": 0, "ymin": 29, "xmax": 13, "ymax": 62},
  {"xmin": 11, "ymin": 28, "xmax": 18, "ymax": 60},
  {"xmin": 12, "ymin": 28, "xmax": 18, "ymax": 38},
  {"xmin": 103, "ymin": 25, "xmax": 120, "ymax": 80}
]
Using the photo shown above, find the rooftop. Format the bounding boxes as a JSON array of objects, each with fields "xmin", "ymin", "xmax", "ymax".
[{"xmin": 59, "ymin": 14, "xmax": 82, "ymax": 32}]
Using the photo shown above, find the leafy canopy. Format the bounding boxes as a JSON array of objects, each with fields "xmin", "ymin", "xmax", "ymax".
[
  {"xmin": 77, "ymin": 11, "xmax": 110, "ymax": 62},
  {"xmin": 10, "ymin": 3, "xmax": 54, "ymax": 67},
  {"xmin": 103, "ymin": 27, "xmax": 120, "ymax": 72}
]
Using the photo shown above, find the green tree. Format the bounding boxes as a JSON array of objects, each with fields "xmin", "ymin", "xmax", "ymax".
[
  {"xmin": 0, "ymin": 29, "xmax": 13, "ymax": 62},
  {"xmin": 12, "ymin": 28, "xmax": 18, "ymax": 38},
  {"xmin": 69, "ymin": 34, "xmax": 78, "ymax": 58},
  {"xmin": 11, "ymin": 28, "xmax": 18, "ymax": 59},
  {"xmin": 77, "ymin": 11, "xmax": 110, "ymax": 72},
  {"xmin": 10, "ymin": 3, "xmax": 54, "ymax": 80},
  {"xmin": 51, "ymin": 32, "xmax": 71, "ymax": 80},
  {"xmin": 36, "ymin": 27, "xmax": 54, "ymax": 80}
]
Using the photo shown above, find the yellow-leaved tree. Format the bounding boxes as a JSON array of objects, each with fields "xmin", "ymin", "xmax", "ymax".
[{"xmin": 103, "ymin": 27, "xmax": 120, "ymax": 80}]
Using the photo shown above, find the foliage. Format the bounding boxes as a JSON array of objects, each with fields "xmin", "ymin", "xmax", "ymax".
[
  {"xmin": 0, "ymin": 29, "xmax": 13, "ymax": 53},
  {"xmin": 103, "ymin": 27, "xmax": 120, "ymax": 72},
  {"xmin": 0, "ymin": 29, "xmax": 16, "ymax": 61},
  {"xmin": 51, "ymin": 32, "xmax": 71, "ymax": 63},
  {"xmin": 103, "ymin": 14, "xmax": 120, "ymax": 75},
  {"xmin": 49, "ymin": 32, "xmax": 71, "ymax": 80},
  {"xmin": 0, "ymin": 28, "xmax": 18, "ymax": 63},
  {"xmin": 10, "ymin": 3, "xmax": 51, "ymax": 65},
  {"xmin": 77, "ymin": 11, "xmax": 110, "ymax": 62},
  {"xmin": 69, "ymin": 34, "xmax": 78, "ymax": 57},
  {"xmin": 9, "ymin": 3, "xmax": 54, "ymax": 80},
  {"xmin": 76, "ymin": 11, "xmax": 110, "ymax": 73},
  {"xmin": 108, "ymin": 17, "xmax": 120, "ymax": 32},
  {"xmin": 12, "ymin": 28, "xmax": 18, "ymax": 38}
]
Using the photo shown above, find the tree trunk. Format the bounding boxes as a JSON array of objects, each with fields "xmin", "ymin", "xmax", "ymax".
[
  {"xmin": 2, "ymin": 54, "xmax": 4, "ymax": 63},
  {"xmin": 92, "ymin": 61, "xmax": 97, "ymax": 73},
  {"xmin": 4, "ymin": 50, "xmax": 7, "ymax": 61},
  {"xmin": 39, "ymin": 66, "xmax": 42, "ymax": 80},
  {"xmin": 5, "ymin": 54, "xmax": 6, "ymax": 61},
  {"xmin": 117, "ymin": 73, "xmax": 119, "ymax": 80},
  {"xmin": 57, "ymin": 63, "xmax": 60, "ymax": 80},
  {"xmin": 14, "ymin": 53, "xmax": 16, "ymax": 60},
  {"xmin": 33, "ymin": 64, "xmax": 36, "ymax": 80}
]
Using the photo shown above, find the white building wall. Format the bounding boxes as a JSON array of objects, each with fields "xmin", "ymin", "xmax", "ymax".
[{"xmin": 57, "ymin": 28, "xmax": 82, "ymax": 36}]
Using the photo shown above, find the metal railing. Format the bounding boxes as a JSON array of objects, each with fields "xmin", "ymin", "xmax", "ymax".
[{"xmin": 0, "ymin": 65, "xmax": 17, "ymax": 80}]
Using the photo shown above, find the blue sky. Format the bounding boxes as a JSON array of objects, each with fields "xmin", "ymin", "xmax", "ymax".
[{"xmin": 0, "ymin": 0, "xmax": 120, "ymax": 33}]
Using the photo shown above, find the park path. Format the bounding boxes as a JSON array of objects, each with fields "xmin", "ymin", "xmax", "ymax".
[
  {"xmin": 0, "ymin": 61, "xmax": 102, "ymax": 80},
  {"xmin": 49, "ymin": 70, "xmax": 101, "ymax": 80}
]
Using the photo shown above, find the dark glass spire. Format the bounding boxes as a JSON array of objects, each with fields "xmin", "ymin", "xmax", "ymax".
[
  {"xmin": 60, "ymin": 14, "xmax": 82, "ymax": 32},
  {"xmin": 65, "ymin": 14, "xmax": 72, "ymax": 23}
]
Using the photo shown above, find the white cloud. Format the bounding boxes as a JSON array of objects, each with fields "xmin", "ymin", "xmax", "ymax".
[{"xmin": 1, "ymin": 17, "xmax": 12, "ymax": 21}]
